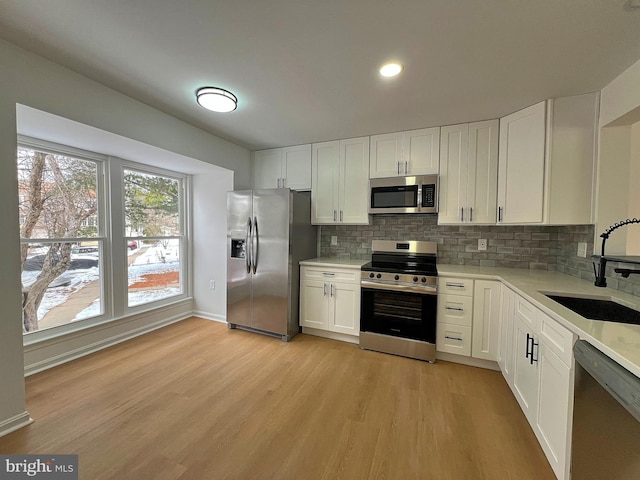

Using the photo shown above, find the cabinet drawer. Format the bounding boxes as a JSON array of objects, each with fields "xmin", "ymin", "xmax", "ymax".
[
  {"xmin": 514, "ymin": 295, "xmax": 539, "ymax": 330},
  {"xmin": 538, "ymin": 310, "xmax": 575, "ymax": 366},
  {"xmin": 439, "ymin": 277, "xmax": 474, "ymax": 296},
  {"xmin": 301, "ymin": 266, "xmax": 359, "ymax": 283},
  {"xmin": 437, "ymin": 294, "xmax": 473, "ymax": 326},
  {"xmin": 436, "ymin": 323, "xmax": 472, "ymax": 356}
]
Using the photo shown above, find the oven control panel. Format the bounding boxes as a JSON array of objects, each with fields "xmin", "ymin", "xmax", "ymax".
[{"xmin": 361, "ymin": 271, "xmax": 437, "ymax": 288}]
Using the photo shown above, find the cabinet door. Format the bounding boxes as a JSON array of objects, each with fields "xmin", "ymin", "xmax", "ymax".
[
  {"xmin": 468, "ymin": 120, "xmax": 499, "ymax": 224},
  {"xmin": 254, "ymin": 148, "xmax": 282, "ymax": 189},
  {"xmin": 498, "ymin": 286, "xmax": 515, "ymax": 385},
  {"xmin": 282, "ymin": 144, "xmax": 311, "ymax": 190},
  {"xmin": 438, "ymin": 124, "xmax": 469, "ymax": 224},
  {"xmin": 471, "ymin": 280, "xmax": 501, "ymax": 361},
  {"xmin": 311, "ymin": 141, "xmax": 339, "ymax": 224},
  {"xmin": 300, "ymin": 280, "xmax": 329, "ymax": 329},
  {"xmin": 369, "ymin": 132, "xmax": 402, "ymax": 178},
  {"xmin": 536, "ymin": 342, "xmax": 573, "ymax": 480},
  {"xmin": 512, "ymin": 315, "xmax": 539, "ymax": 422},
  {"xmin": 329, "ymin": 282, "xmax": 360, "ymax": 335},
  {"xmin": 338, "ymin": 137, "xmax": 370, "ymax": 224},
  {"xmin": 497, "ymin": 101, "xmax": 546, "ymax": 224},
  {"xmin": 404, "ymin": 127, "xmax": 440, "ymax": 175}
]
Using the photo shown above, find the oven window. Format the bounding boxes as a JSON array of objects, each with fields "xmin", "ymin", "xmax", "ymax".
[
  {"xmin": 371, "ymin": 186, "xmax": 418, "ymax": 208},
  {"xmin": 361, "ymin": 288, "xmax": 437, "ymax": 343}
]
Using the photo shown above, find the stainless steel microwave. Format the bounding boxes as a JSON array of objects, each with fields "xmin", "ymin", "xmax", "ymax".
[{"xmin": 368, "ymin": 175, "xmax": 439, "ymax": 214}]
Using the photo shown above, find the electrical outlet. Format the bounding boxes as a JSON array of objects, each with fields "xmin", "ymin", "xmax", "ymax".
[
  {"xmin": 209, "ymin": 280, "xmax": 215, "ymax": 290},
  {"xmin": 478, "ymin": 239, "xmax": 487, "ymax": 251},
  {"xmin": 577, "ymin": 242, "xmax": 587, "ymax": 258},
  {"xmin": 331, "ymin": 236, "xmax": 338, "ymax": 246}
]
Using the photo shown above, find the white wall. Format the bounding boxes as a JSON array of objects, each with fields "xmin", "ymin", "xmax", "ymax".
[
  {"xmin": 0, "ymin": 38, "xmax": 251, "ymax": 436},
  {"xmin": 600, "ymin": 57, "xmax": 640, "ymax": 128},
  {"xmin": 192, "ymin": 171, "xmax": 234, "ymax": 321}
]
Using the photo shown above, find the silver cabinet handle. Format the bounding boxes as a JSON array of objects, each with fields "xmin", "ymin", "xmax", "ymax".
[
  {"xmin": 461, "ymin": 207, "xmax": 464, "ymax": 222},
  {"xmin": 445, "ymin": 335, "xmax": 463, "ymax": 341},
  {"xmin": 498, "ymin": 206, "xmax": 503, "ymax": 222},
  {"xmin": 445, "ymin": 282, "xmax": 465, "ymax": 288},
  {"xmin": 340, "ymin": 210, "xmax": 343, "ymax": 222},
  {"xmin": 252, "ymin": 216, "xmax": 258, "ymax": 274},
  {"xmin": 405, "ymin": 160, "xmax": 408, "ymax": 174},
  {"xmin": 397, "ymin": 161, "xmax": 401, "ymax": 175},
  {"xmin": 277, "ymin": 178, "xmax": 281, "ymax": 188},
  {"xmin": 330, "ymin": 283, "xmax": 334, "ymax": 297},
  {"xmin": 322, "ymin": 272, "xmax": 335, "ymax": 277},
  {"xmin": 245, "ymin": 217, "xmax": 252, "ymax": 274},
  {"xmin": 470, "ymin": 207, "xmax": 473, "ymax": 223},
  {"xmin": 282, "ymin": 177, "xmax": 286, "ymax": 188},
  {"xmin": 323, "ymin": 283, "xmax": 327, "ymax": 296},
  {"xmin": 445, "ymin": 306, "xmax": 464, "ymax": 312}
]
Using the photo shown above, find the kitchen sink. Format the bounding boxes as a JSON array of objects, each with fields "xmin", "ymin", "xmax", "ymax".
[{"xmin": 545, "ymin": 294, "xmax": 640, "ymax": 326}]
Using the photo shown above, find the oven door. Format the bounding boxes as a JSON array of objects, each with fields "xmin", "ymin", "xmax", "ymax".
[{"xmin": 360, "ymin": 284, "xmax": 437, "ymax": 343}]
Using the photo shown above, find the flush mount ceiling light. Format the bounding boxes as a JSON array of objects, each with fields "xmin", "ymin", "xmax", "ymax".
[
  {"xmin": 379, "ymin": 63, "xmax": 403, "ymax": 78},
  {"xmin": 623, "ymin": 0, "xmax": 640, "ymax": 9},
  {"xmin": 196, "ymin": 87, "xmax": 238, "ymax": 113}
]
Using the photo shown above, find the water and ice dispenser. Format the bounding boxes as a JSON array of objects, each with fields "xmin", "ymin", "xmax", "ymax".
[{"xmin": 230, "ymin": 239, "xmax": 246, "ymax": 259}]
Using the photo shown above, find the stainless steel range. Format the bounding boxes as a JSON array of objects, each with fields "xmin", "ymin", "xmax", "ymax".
[{"xmin": 359, "ymin": 240, "xmax": 438, "ymax": 362}]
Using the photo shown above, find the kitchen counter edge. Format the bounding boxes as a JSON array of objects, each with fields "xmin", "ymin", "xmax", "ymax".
[{"xmin": 299, "ymin": 257, "xmax": 370, "ymax": 269}]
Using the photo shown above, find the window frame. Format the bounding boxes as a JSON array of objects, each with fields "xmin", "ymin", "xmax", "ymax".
[{"xmin": 18, "ymin": 137, "xmax": 193, "ymax": 344}]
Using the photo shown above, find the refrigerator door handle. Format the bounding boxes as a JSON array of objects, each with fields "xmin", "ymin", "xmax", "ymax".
[
  {"xmin": 252, "ymin": 216, "xmax": 259, "ymax": 274},
  {"xmin": 245, "ymin": 217, "xmax": 252, "ymax": 273}
]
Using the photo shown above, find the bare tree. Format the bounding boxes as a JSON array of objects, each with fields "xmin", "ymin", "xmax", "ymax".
[{"xmin": 18, "ymin": 149, "xmax": 97, "ymax": 332}]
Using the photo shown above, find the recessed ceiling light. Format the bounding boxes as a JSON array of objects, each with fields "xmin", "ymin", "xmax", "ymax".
[
  {"xmin": 196, "ymin": 87, "xmax": 238, "ymax": 113},
  {"xmin": 623, "ymin": 0, "xmax": 640, "ymax": 9},
  {"xmin": 380, "ymin": 63, "xmax": 403, "ymax": 78}
]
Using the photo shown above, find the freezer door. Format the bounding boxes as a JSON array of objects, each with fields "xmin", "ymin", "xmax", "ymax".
[
  {"xmin": 227, "ymin": 191, "xmax": 252, "ymax": 328},
  {"xmin": 251, "ymin": 189, "xmax": 291, "ymax": 335}
]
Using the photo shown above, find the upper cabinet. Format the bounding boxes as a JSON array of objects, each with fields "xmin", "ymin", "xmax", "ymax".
[
  {"xmin": 497, "ymin": 93, "xmax": 598, "ymax": 225},
  {"xmin": 253, "ymin": 144, "xmax": 312, "ymax": 190},
  {"xmin": 369, "ymin": 127, "xmax": 440, "ymax": 178},
  {"xmin": 438, "ymin": 120, "xmax": 499, "ymax": 225},
  {"xmin": 311, "ymin": 137, "xmax": 369, "ymax": 225}
]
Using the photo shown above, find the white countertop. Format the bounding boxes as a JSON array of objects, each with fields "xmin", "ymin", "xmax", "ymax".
[
  {"xmin": 300, "ymin": 257, "xmax": 370, "ymax": 269},
  {"xmin": 438, "ymin": 264, "xmax": 640, "ymax": 378}
]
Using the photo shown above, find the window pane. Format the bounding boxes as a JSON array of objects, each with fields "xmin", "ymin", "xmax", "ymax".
[
  {"xmin": 18, "ymin": 147, "xmax": 99, "ymax": 239},
  {"xmin": 128, "ymin": 239, "xmax": 181, "ymax": 307},
  {"xmin": 21, "ymin": 242, "xmax": 102, "ymax": 333},
  {"xmin": 123, "ymin": 169, "xmax": 180, "ymax": 237}
]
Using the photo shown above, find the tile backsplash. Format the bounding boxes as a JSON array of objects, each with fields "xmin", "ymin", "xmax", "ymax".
[{"xmin": 318, "ymin": 215, "xmax": 640, "ymax": 297}]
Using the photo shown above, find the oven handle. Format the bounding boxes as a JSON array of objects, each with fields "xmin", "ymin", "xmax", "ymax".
[{"xmin": 361, "ymin": 281, "xmax": 437, "ymax": 295}]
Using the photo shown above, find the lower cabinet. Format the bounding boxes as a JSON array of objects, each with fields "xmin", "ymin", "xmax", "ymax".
[
  {"xmin": 300, "ymin": 265, "xmax": 360, "ymax": 337},
  {"xmin": 436, "ymin": 277, "xmax": 500, "ymax": 361},
  {"xmin": 506, "ymin": 294, "xmax": 575, "ymax": 480}
]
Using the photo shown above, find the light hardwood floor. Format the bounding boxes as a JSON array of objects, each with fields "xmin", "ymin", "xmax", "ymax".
[{"xmin": 0, "ymin": 318, "xmax": 555, "ymax": 479}]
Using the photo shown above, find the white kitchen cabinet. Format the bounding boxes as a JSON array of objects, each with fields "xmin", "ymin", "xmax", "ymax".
[
  {"xmin": 300, "ymin": 266, "xmax": 361, "ymax": 338},
  {"xmin": 471, "ymin": 280, "xmax": 501, "ymax": 361},
  {"xmin": 438, "ymin": 120, "xmax": 499, "ymax": 225},
  {"xmin": 497, "ymin": 285, "xmax": 515, "ymax": 385},
  {"xmin": 253, "ymin": 144, "xmax": 312, "ymax": 190},
  {"xmin": 497, "ymin": 92, "xmax": 598, "ymax": 225},
  {"xmin": 369, "ymin": 127, "xmax": 440, "ymax": 178},
  {"xmin": 507, "ymin": 294, "xmax": 575, "ymax": 480},
  {"xmin": 311, "ymin": 137, "xmax": 369, "ymax": 225},
  {"xmin": 497, "ymin": 101, "xmax": 546, "ymax": 224}
]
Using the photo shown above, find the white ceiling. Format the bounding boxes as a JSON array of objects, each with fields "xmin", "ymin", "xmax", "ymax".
[{"xmin": 2, "ymin": 0, "xmax": 640, "ymax": 151}]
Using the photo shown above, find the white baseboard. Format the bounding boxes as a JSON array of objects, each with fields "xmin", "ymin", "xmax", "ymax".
[
  {"xmin": 191, "ymin": 310, "xmax": 226, "ymax": 323},
  {"xmin": 301, "ymin": 327, "xmax": 359, "ymax": 345},
  {"xmin": 0, "ymin": 411, "xmax": 33, "ymax": 438},
  {"xmin": 436, "ymin": 351, "xmax": 500, "ymax": 371},
  {"xmin": 24, "ymin": 310, "xmax": 191, "ymax": 376}
]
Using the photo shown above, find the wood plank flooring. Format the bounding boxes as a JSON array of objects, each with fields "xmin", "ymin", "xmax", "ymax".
[{"xmin": 0, "ymin": 318, "xmax": 555, "ymax": 479}]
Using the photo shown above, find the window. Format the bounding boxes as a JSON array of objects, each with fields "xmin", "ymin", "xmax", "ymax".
[
  {"xmin": 124, "ymin": 168, "xmax": 185, "ymax": 307},
  {"xmin": 17, "ymin": 139, "xmax": 190, "ymax": 336},
  {"xmin": 18, "ymin": 144, "xmax": 104, "ymax": 333}
]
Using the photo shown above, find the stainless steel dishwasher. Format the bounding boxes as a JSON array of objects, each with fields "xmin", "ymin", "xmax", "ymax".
[{"xmin": 572, "ymin": 340, "xmax": 640, "ymax": 479}]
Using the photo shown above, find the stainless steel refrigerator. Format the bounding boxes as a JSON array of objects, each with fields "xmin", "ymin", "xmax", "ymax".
[{"xmin": 227, "ymin": 189, "xmax": 317, "ymax": 341}]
